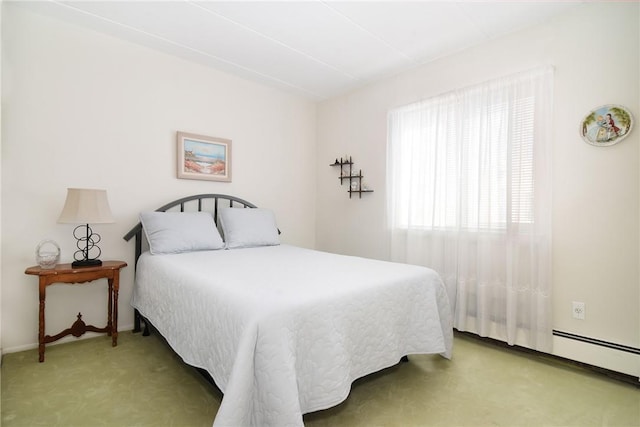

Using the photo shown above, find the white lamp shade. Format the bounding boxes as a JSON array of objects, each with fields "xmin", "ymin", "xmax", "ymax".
[{"xmin": 57, "ymin": 188, "xmax": 115, "ymax": 224}]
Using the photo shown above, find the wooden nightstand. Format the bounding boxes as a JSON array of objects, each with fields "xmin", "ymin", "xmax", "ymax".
[{"xmin": 25, "ymin": 260, "xmax": 127, "ymax": 362}]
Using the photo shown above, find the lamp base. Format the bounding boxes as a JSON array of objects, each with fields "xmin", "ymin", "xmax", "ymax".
[{"xmin": 71, "ymin": 259, "xmax": 103, "ymax": 268}]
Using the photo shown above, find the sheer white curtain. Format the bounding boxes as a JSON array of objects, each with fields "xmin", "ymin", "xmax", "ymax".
[{"xmin": 387, "ymin": 67, "xmax": 553, "ymax": 351}]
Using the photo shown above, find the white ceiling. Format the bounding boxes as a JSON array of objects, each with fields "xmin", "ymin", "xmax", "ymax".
[{"xmin": 14, "ymin": 1, "xmax": 584, "ymax": 101}]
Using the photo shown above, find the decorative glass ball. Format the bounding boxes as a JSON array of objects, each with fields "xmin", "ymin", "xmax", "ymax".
[{"xmin": 36, "ymin": 239, "xmax": 60, "ymax": 269}]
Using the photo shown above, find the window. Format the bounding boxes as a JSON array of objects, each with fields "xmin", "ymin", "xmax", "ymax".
[{"xmin": 388, "ymin": 68, "xmax": 550, "ymax": 232}]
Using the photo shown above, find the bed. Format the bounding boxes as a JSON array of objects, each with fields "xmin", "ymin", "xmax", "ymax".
[{"xmin": 123, "ymin": 194, "xmax": 453, "ymax": 427}]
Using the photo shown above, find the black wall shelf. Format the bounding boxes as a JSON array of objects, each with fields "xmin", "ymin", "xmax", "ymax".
[{"xmin": 330, "ymin": 156, "xmax": 373, "ymax": 199}]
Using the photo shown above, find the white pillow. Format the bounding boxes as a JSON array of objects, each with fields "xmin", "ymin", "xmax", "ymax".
[
  {"xmin": 140, "ymin": 211, "xmax": 224, "ymax": 255},
  {"xmin": 219, "ymin": 208, "xmax": 280, "ymax": 249}
]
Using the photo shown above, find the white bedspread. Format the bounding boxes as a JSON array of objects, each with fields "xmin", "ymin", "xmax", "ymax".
[{"xmin": 132, "ymin": 245, "xmax": 452, "ymax": 427}]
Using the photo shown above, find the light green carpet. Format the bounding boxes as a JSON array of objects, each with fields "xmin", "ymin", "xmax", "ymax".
[{"xmin": 2, "ymin": 331, "xmax": 638, "ymax": 427}]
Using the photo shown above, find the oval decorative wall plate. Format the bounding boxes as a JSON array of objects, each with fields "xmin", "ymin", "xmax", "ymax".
[{"xmin": 580, "ymin": 104, "xmax": 633, "ymax": 147}]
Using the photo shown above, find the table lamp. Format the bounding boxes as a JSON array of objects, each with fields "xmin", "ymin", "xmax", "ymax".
[{"xmin": 57, "ymin": 188, "xmax": 115, "ymax": 268}]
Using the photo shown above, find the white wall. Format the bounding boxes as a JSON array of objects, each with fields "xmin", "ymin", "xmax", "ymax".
[
  {"xmin": 1, "ymin": 4, "xmax": 316, "ymax": 353},
  {"xmin": 316, "ymin": 2, "xmax": 639, "ymax": 376}
]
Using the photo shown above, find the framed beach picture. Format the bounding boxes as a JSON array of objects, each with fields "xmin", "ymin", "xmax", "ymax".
[
  {"xmin": 580, "ymin": 104, "xmax": 633, "ymax": 147},
  {"xmin": 177, "ymin": 132, "xmax": 232, "ymax": 182}
]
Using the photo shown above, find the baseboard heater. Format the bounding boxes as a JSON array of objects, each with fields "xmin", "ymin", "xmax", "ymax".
[
  {"xmin": 455, "ymin": 329, "xmax": 639, "ymax": 386},
  {"xmin": 553, "ymin": 330, "xmax": 640, "ymax": 355}
]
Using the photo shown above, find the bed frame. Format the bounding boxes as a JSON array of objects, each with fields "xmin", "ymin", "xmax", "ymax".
[
  {"xmin": 122, "ymin": 193, "xmax": 407, "ymax": 367},
  {"xmin": 123, "ymin": 193, "xmax": 257, "ymax": 334}
]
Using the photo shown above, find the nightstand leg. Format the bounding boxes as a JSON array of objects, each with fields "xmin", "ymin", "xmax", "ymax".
[
  {"xmin": 107, "ymin": 278, "xmax": 113, "ymax": 337},
  {"xmin": 38, "ymin": 280, "xmax": 46, "ymax": 362},
  {"xmin": 112, "ymin": 272, "xmax": 119, "ymax": 347}
]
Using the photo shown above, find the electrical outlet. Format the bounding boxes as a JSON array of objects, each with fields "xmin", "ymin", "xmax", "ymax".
[{"xmin": 572, "ymin": 301, "xmax": 585, "ymax": 320}]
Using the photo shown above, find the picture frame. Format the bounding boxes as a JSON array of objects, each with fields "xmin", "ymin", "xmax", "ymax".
[
  {"xmin": 580, "ymin": 104, "xmax": 634, "ymax": 147},
  {"xmin": 177, "ymin": 131, "xmax": 232, "ymax": 182}
]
